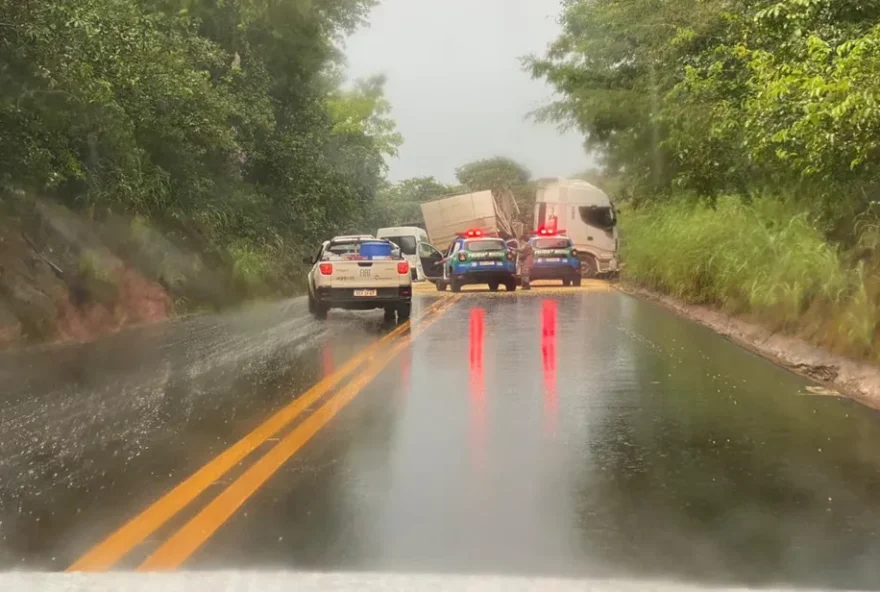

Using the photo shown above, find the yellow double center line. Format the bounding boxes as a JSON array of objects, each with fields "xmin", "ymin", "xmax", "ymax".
[{"xmin": 69, "ymin": 296, "xmax": 459, "ymax": 572}]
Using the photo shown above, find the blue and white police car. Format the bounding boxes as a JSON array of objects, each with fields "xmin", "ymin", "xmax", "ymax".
[
  {"xmin": 436, "ymin": 229, "xmax": 517, "ymax": 293},
  {"xmin": 526, "ymin": 228, "xmax": 582, "ymax": 287}
]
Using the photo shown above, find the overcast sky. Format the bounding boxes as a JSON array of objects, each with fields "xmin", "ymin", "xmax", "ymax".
[{"xmin": 344, "ymin": 0, "xmax": 592, "ymax": 184}]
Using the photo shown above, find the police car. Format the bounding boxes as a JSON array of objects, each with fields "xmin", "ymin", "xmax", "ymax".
[
  {"xmin": 436, "ymin": 228, "xmax": 517, "ymax": 293},
  {"xmin": 305, "ymin": 236, "xmax": 412, "ymax": 321},
  {"xmin": 525, "ymin": 228, "xmax": 582, "ymax": 287}
]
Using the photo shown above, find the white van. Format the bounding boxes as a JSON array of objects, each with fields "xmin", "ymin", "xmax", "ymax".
[
  {"xmin": 376, "ymin": 226, "xmax": 431, "ymax": 281},
  {"xmin": 534, "ymin": 178, "xmax": 619, "ymax": 277}
]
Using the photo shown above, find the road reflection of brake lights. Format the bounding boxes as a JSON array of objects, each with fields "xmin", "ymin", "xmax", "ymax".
[
  {"xmin": 400, "ymin": 344, "xmax": 411, "ymax": 387},
  {"xmin": 321, "ymin": 341, "xmax": 334, "ymax": 378},
  {"xmin": 541, "ymin": 299, "xmax": 558, "ymax": 437},
  {"xmin": 468, "ymin": 307, "xmax": 486, "ymax": 470}
]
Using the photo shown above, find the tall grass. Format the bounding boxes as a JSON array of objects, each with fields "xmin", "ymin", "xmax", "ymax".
[
  {"xmin": 228, "ymin": 241, "xmax": 272, "ymax": 295},
  {"xmin": 621, "ymin": 196, "xmax": 880, "ymax": 359}
]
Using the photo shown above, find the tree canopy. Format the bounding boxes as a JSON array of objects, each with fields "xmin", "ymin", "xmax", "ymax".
[
  {"xmin": 0, "ymin": 0, "xmax": 397, "ymax": 289},
  {"xmin": 365, "ymin": 176, "xmax": 457, "ymax": 230},
  {"xmin": 455, "ymin": 157, "xmax": 531, "ymax": 193},
  {"xmin": 455, "ymin": 157, "xmax": 534, "ymax": 223},
  {"xmin": 526, "ymin": 0, "xmax": 880, "ymax": 229}
]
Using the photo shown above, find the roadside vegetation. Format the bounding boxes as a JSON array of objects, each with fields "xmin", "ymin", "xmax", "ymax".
[
  {"xmin": 0, "ymin": 0, "xmax": 406, "ymax": 342},
  {"xmin": 621, "ymin": 198, "xmax": 879, "ymax": 358},
  {"xmin": 0, "ymin": 0, "xmax": 542, "ymax": 345},
  {"xmin": 529, "ymin": 0, "xmax": 880, "ymax": 361},
  {"xmin": 0, "ymin": 0, "xmax": 399, "ymax": 302}
]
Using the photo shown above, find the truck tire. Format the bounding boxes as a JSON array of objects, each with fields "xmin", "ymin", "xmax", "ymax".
[
  {"xmin": 384, "ymin": 307, "xmax": 396, "ymax": 322},
  {"xmin": 581, "ymin": 256, "xmax": 598, "ymax": 279},
  {"xmin": 488, "ymin": 281, "xmax": 499, "ymax": 292},
  {"xmin": 397, "ymin": 302, "xmax": 412, "ymax": 321},
  {"xmin": 435, "ymin": 281, "xmax": 447, "ymax": 292},
  {"xmin": 451, "ymin": 278, "xmax": 462, "ymax": 293},
  {"xmin": 562, "ymin": 278, "xmax": 571, "ymax": 287},
  {"xmin": 573, "ymin": 275, "xmax": 582, "ymax": 287},
  {"xmin": 313, "ymin": 302, "xmax": 329, "ymax": 320}
]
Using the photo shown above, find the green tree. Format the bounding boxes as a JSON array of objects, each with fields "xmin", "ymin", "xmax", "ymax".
[
  {"xmin": 524, "ymin": 0, "xmax": 738, "ymax": 199},
  {"xmin": 327, "ymin": 74, "xmax": 403, "ymax": 166},
  {"xmin": 528, "ymin": 0, "xmax": 880, "ymax": 222},
  {"xmin": 455, "ymin": 157, "xmax": 533, "ymax": 223},
  {"xmin": 455, "ymin": 157, "xmax": 530, "ymax": 192},
  {"xmin": 365, "ymin": 176, "xmax": 455, "ymax": 230},
  {"xmin": 0, "ymin": 0, "xmax": 399, "ymax": 299}
]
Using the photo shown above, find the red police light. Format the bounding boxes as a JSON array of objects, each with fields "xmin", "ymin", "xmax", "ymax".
[
  {"xmin": 535, "ymin": 226, "xmax": 567, "ymax": 237},
  {"xmin": 457, "ymin": 228, "xmax": 499, "ymax": 239},
  {"xmin": 319, "ymin": 263, "xmax": 333, "ymax": 275},
  {"xmin": 397, "ymin": 261, "xmax": 409, "ymax": 275}
]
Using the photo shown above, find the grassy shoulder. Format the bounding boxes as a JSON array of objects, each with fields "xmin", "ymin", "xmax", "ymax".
[{"xmin": 620, "ymin": 197, "xmax": 880, "ymax": 361}]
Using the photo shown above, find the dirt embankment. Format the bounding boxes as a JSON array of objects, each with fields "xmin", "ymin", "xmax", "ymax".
[
  {"xmin": 0, "ymin": 199, "xmax": 175, "ymax": 348},
  {"xmin": 619, "ymin": 284, "xmax": 880, "ymax": 410}
]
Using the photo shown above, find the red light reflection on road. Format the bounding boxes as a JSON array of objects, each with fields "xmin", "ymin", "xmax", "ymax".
[
  {"xmin": 469, "ymin": 307, "xmax": 486, "ymax": 470},
  {"xmin": 321, "ymin": 342, "xmax": 334, "ymax": 378},
  {"xmin": 400, "ymin": 350, "xmax": 410, "ymax": 385},
  {"xmin": 398, "ymin": 343, "xmax": 412, "ymax": 404},
  {"xmin": 541, "ymin": 299, "xmax": 558, "ymax": 436}
]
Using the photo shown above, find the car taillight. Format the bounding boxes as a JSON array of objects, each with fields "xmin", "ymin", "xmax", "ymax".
[
  {"xmin": 570, "ymin": 248, "xmax": 578, "ymax": 256},
  {"xmin": 397, "ymin": 261, "xmax": 409, "ymax": 274},
  {"xmin": 319, "ymin": 263, "xmax": 333, "ymax": 275},
  {"xmin": 505, "ymin": 251, "xmax": 513, "ymax": 260},
  {"xmin": 457, "ymin": 252, "xmax": 468, "ymax": 262}
]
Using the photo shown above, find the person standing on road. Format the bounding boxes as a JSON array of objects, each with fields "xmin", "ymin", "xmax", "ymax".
[{"xmin": 517, "ymin": 235, "xmax": 535, "ymax": 290}]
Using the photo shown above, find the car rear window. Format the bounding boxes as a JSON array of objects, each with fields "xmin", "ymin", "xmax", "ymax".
[
  {"xmin": 382, "ymin": 235, "xmax": 417, "ymax": 255},
  {"xmin": 326, "ymin": 242, "xmax": 359, "ymax": 256},
  {"xmin": 464, "ymin": 239, "xmax": 506, "ymax": 252},
  {"xmin": 534, "ymin": 238, "xmax": 572, "ymax": 249},
  {"xmin": 324, "ymin": 240, "xmax": 393, "ymax": 259}
]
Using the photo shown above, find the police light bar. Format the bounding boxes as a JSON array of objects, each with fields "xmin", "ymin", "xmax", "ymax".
[
  {"xmin": 455, "ymin": 228, "xmax": 497, "ymax": 238},
  {"xmin": 533, "ymin": 227, "xmax": 567, "ymax": 236}
]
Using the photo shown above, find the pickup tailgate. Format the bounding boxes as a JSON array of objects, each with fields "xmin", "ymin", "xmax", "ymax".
[{"xmin": 323, "ymin": 260, "xmax": 405, "ymax": 289}]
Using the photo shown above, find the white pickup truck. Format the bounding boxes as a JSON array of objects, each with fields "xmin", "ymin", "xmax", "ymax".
[{"xmin": 305, "ymin": 236, "xmax": 413, "ymax": 322}]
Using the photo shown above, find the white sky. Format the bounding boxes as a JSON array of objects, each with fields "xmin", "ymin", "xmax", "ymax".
[{"xmin": 344, "ymin": 0, "xmax": 593, "ymax": 184}]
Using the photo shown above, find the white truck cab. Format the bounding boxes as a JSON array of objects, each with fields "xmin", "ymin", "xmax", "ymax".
[
  {"xmin": 376, "ymin": 226, "xmax": 431, "ymax": 281},
  {"xmin": 534, "ymin": 178, "xmax": 619, "ymax": 277}
]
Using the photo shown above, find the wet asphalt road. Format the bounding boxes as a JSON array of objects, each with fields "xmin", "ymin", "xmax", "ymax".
[{"xmin": 4, "ymin": 285, "xmax": 880, "ymax": 588}]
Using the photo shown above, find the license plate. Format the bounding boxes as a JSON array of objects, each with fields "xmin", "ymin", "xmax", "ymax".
[
  {"xmin": 479, "ymin": 261, "xmax": 497, "ymax": 266},
  {"xmin": 539, "ymin": 258, "xmax": 561, "ymax": 263},
  {"xmin": 353, "ymin": 289, "xmax": 377, "ymax": 297}
]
